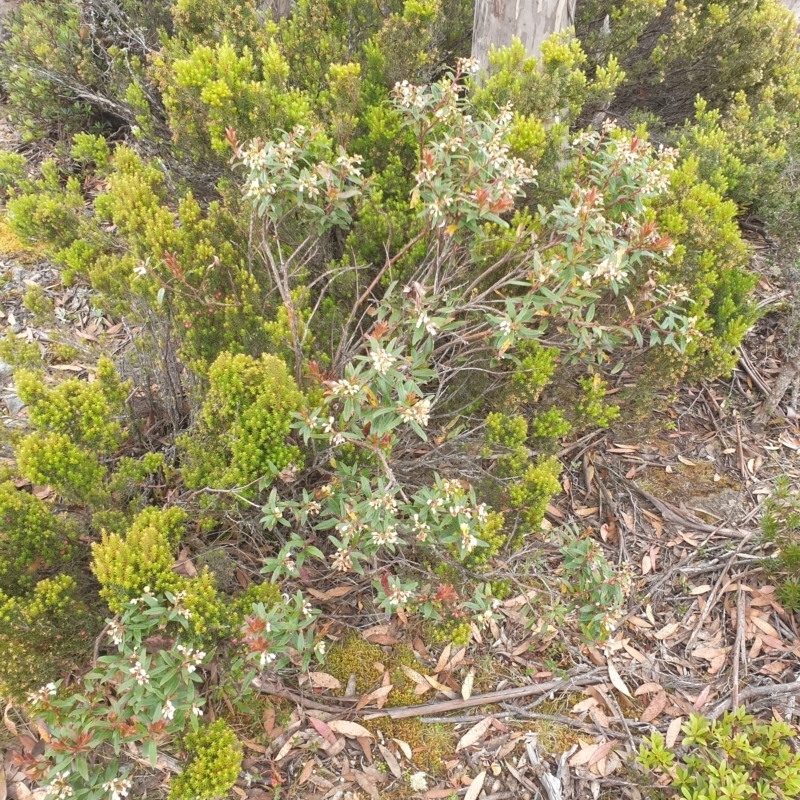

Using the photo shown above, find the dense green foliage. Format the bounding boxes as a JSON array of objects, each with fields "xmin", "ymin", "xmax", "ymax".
[
  {"xmin": 0, "ymin": 0, "xmax": 798, "ymax": 796},
  {"xmin": 639, "ymin": 707, "xmax": 800, "ymax": 800}
]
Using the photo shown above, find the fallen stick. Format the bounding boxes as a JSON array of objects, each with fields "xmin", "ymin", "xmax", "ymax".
[
  {"xmin": 708, "ymin": 680, "xmax": 800, "ymax": 720},
  {"xmin": 363, "ymin": 672, "xmax": 602, "ymax": 720},
  {"xmin": 256, "ymin": 672, "xmax": 603, "ymax": 720}
]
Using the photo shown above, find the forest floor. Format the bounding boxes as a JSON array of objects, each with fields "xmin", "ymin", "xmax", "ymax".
[{"xmin": 1, "ymin": 121, "xmax": 799, "ymax": 799}]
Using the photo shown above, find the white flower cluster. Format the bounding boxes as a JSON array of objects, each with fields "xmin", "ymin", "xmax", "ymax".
[
  {"xmin": 176, "ymin": 644, "xmax": 206, "ymax": 672},
  {"xmin": 129, "ymin": 658, "xmax": 149, "ymax": 686},
  {"xmin": 329, "ymin": 376, "xmax": 361, "ymax": 396},
  {"xmin": 371, "ymin": 526, "xmax": 400, "ymax": 547},
  {"xmin": 330, "ymin": 548, "xmax": 353, "ymax": 572},
  {"xmin": 368, "ymin": 494, "xmax": 397, "ymax": 512},
  {"xmin": 399, "ymin": 397, "xmax": 432, "ymax": 427},
  {"xmin": 102, "ymin": 777, "xmax": 133, "ymax": 800},
  {"xmin": 49, "ymin": 772, "xmax": 75, "ymax": 800},
  {"xmin": 593, "ymin": 249, "xmax": 626, "ymax": 283},
  {"xmin": 162, "ymin": 698, "xmax": 176, "ymax": 721},
  {"xmin": 386, "ymin": 586, "xmax": 413, "ymax": 607},
  {"xmin": 370, "ymin": 346, "xmax": 397, "ymax": 375},
  {"xmin": 108, "ymin": 619, "xmax": 124, "ymax": 646},
  {"xmin": 393, "ymin": 80, "xmax": 426, "ymax": 110},
  {"xmin": 456, "ymin": 56, "xmax": 480, "ymax": 75},
  {"xmin": 416, "ymin": 311, "xmax": 438, "ymax": 337},
  {"xmin": 27, "ymin": 682, "xmax": 57, "ymax": 705}
]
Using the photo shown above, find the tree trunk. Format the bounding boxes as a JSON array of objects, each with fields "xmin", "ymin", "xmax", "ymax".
[{"xmin": 471, "ymin": 0, "xmax": 577, "ymax": 70}]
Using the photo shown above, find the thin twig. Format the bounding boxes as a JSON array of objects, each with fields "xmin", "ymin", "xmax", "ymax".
[
  {"xmin": 731, "ymin": 586, "xmax": 746, "ymax": 711},
  {"xmin": 708, "ymin": 680, "xmax": 800, "ymax": 721}
]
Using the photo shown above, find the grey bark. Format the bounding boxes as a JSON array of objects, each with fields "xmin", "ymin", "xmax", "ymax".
[{"xmin": 471, "ymin": 0, "xmax": 577, "ymax": 69}]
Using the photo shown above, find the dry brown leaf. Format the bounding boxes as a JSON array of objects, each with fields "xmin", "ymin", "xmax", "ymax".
[
  {"xmin": 690, "ymin": 585, "xmax": 712, "ymax": 595},
  {"xmin": 435, "ymin": 644, "xmax": 452, "ymax": 674},
  {"xmin": 641, "ymin": 554, "xmax": 652, "ymax": 575},
  {"xmin": 353, "ymin": 770, "xmax": 380, "ymax": 800},
  {"xmin": 456, "ymin": 716, "xmax": 494, "ymax": 751},
  {"xmin": 760, "ymin": 661, "xmax": 791, "ymax": 676},
  {"xmin": 634, "ymin": 682, "xmax": 663, "ymax": 697},
  {"xmin": 692, "ymin": 685, "xmax": 712, "ymax": 710},
  {"xmin": 572, "ymin": 697, "xmax": 599, "ymax": 713},
  {"xmin": 172, "ymin": 548, "xmax": 197, "ymax": 578},
  {"xmin": 653, "ymin": 622, "xmax": 681, "ymax": 640},
  {"xmin": 570, "ymin": 743, "xmax": 600, "ymax": 767},
  {"xmin": 693, "ymin": 647, "xmax": 730, "ymax": 661},
  {"xmin": 640, "ymin": 691, "xmax": 668, "ymax": 723},
  {"xmin": 328, "ymin": 720, "xmax": 373, "ymax": 739},
  {"xmin": 588, "ymin": 741, "xmax": 616, "ymax": 768},
  {"xmin": 377, "ymin": 744, "xmax": 402, "ymax": 779},
  {"xmin": 750, "ymin": 616, "xmax": 780, "ymax": 639},
  {"xmin": 309, "ymin": 717, "xmax": 337, "ymax": 746},
  {"xmin": 298, "ymin": 760, "xmax": 315, "ymax": 785},
  {"xmin": 462, "ymin": 668, "xmax": 475, "ymax": 701},
  {"xmin": 354, "ymin": 684, "xmax": 394, "ymax": 712},
  {"xmin": 463, "ymin": 770, "xmax": 487, "ymax": 800},
  {"xmin": 665, "ymin": 716, "xmax": 683, "ymax": 748},
  {"xmin": 306, "ymin": 585, "xmax": 354, "ymax": 601},
  {"xmin": 628, "ymin": 616, "xmax": 654, "ymax": 630},
  {"xmin": 392, "ymin": 738, "xmax": 412, "ymax": 760},
  {"xmin": 708, "ymin": 654, "xmax": 727, "ymax": 675},
  {"xmin": 590, "ymin": 706, "xmax": 611, "ymax": 729},
  {"xmin": 607, "ymin": 661, "xmax": 632, "ymax": 698},
  {"xmin": 362, "ymin": 624, "xmax": 399, "ymax": 646},
  {"xmin": 262, "ymin": 705, "xmax": 276, "ymax": 736},
  {"xmin": 575, "ymin": 506, "xmax": 599, "ymax": 517},
  {"xmin": 306, "ymin": 672, "xmax": 342, "ymax": 690}
]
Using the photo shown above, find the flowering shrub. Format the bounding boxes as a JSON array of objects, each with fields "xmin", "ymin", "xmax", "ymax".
[{"xmin": 30, "ymin": 593, "xmax": 209, "ymax": 800}]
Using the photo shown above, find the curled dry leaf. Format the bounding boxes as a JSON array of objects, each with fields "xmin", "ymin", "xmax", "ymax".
[
  {"xmin": 607, "ymin": 661, "xmax": 632, "ymax": 698},
  {"xmin": 393, "ymin": 738, "xmax": 413, "ymax": 760},
  {"xmin": 456, "ymin": 716, "xmax": 494, "ymax": 751},
  {"xmin": 461, "ymin": 668, "xmax": 475, "ymax": 701},
  {"xmin": 692, "ymin": 685, "xmax": 712, "ymax": 711},
  {"xmin": 653, "ymin": 622, "xmax": 681, "ymax": 640},
  {"xmin": 354, "ymin": 684, "xmax": 394, "ymax": 712},
  {"xmin": 305, "ymin": 672, "xmax": 342, "ymax": 690},
  {"xmin": 639, "ymin": 691, "xmax": 668, "ymax": 723},
  {"xmin": 634, "ymin": 682, "xmax": 663, "ymax": 697},
  {"xmin": 665, "ymin": 716, "xmax": 684, "ymax": 748},
  {"xmin": 377, "ymin": 743, "xmax": 402, "ymax": 779},
  {"xmin": 309, "ymin": 717, "xmax": 337, "ymax": 746},
  {"xmin": 327, "ymin": 720, "xmax": 373, "ymax": 739},
  {"xmin": 570, "ymin": 743, "xmax": 600, "ymax": 767},
  {"xmin": 463, "ymin": 770, "xmax": 487, "ymax": 800}
]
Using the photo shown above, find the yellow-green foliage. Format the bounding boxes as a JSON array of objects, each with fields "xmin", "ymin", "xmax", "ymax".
[
  {"xmin": 0, "ymin": 575, "xmax": 96, "ymax": 700},
  {"xmin": 21, "ymin": 283, "xmax": 53, "ymax": 320},
  {"xmin": 153, "ymin": 36, "xmax": 312, "ymax": 160},
  {"xmin": 15, "ymin": 357, "xmax": 127, "ymax": 452},
  {"xmin": 92, "ymin": 506, "xmax": 184, "ymax": 599},
  {"xmin": 651, "ymin": 154, "xmax": 757, "ymax": 381},
  {"xmin": 92, "ymin": 506, "xmax": 224, "ymax": 636},
  {"xmin": 168, "ymin": 720, "xmax": 242, "ymax": 800},
  {"xmin": 574, "ymin": 374, "xmax": 620, "ymax": 429},
  {"xmin": 16, "ymin": 432, "xmax": 106, "ymax": 503},
  {"xmin": 485, "ymin": 412, "xmax": 562, "ymax": 532},
  {"xmin": 180, "ymin": 352, "xmax": 304, "ymax": 492},
  {"xmin": 0, "ymin": 480, "xmax": 71, "ymax": 593},
  {"xmin": 13, "ymin": 358, "xmax": 128, "ymax": 502}
]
